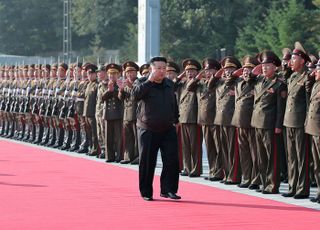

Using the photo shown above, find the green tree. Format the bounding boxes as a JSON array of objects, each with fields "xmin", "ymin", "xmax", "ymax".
[{"xmin": 0, "ymin": 0, "xmax": 63, "ymax": 56}]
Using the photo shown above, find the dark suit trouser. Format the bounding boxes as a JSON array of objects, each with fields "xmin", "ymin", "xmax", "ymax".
[
  {"xmin": 203, "ymin": 125, "xmax": 223, "ymax": 179},
  {"xmin": 105, "ymin": 119, "xmax": 122, "ymax": 161},
  {"xmin": 286, "ymin": 127, "xmax": 310, "ymax": 196},
  {"xmin": 311, "ymin": 135, "xmax": 320, "ymax": 197},
  {"xmin": 123, "ymin": 120, "xmax": 138, "ymax": 161},
  {"xmin": 255, "ymin": 128, "xmax": 280, "ymax": 193},
  {"xmin": 238, "ymin": 128, "xmax": 260, "ymax": 185},
  {"xmin": 181, "ymin": 123, "xmax": 202, "ymax": 176},
  {"xmin": 138, "ymin": 126, "xmax": 179, "ymax": 197},
  {"xmin": 86, "ymin": 116, "xmax": 99, "ymax": 154},
  {"xmin": 219, "ymin": 126, "xmax": 241, "ymax": 183}
]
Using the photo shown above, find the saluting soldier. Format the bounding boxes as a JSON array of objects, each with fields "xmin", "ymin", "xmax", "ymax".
[
  {"xmin": 231, "ymin": 56, "xmax": 260, "ymax": 189},
  {"xmin": 95, "ymin": 64, "xmax": 107, "ymax": 158},
  {"xmin": 305, "ymin": 59, "xmax": 320, "ymax": 203},
  {"xmin": 251, "ymin": 51, "xmax": 287, "ymax": 194},
  {"xmin": 282, "ymin": 42, "xmax": 311, "ymax": 199},
  {"xmin": 176, "ymin": 59, "xmax": 202, "ymax": 177},
  {"xmin": 102, "ymin": 63, "xmax": 123, "ymax": 163},
  {"xmin": 118, "ymin": 61, "xmax": 139, "ymax": 164},
  {"xmin": 83, "ymin": 64, "xmax": 100, "ymax": 156},
  {"xmin": 188, "ymin": 58, "xmax": 224, "ymax": 181},
  {"xmin": 214, "ymin": 56, "xmax": 242, "ymax": 184}
]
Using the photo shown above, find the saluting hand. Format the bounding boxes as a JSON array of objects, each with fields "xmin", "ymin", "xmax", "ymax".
[
  {"xmin": 177, "ymin": 71, "xmax": 186, "ymax": 80},
  {"xmin": 195, "ymin": 70, "xmax": 205, "ymax": 80}
]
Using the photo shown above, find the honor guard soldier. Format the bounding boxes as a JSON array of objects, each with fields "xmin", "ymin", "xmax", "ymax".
[
  {"xmin": 214, "ymin": 56, "xmax": 242, "ymax": 184},
  {"xmin": 68, "ymin": 62, "xmax": 82, "ymax": 152},
  {"xmin": 118, "ymin": 61, "xmax": 139, "ymax": 164},
  {"xmin": 280, "ymin": 48, "xmax": 293, "ymax": 83},
  {"xmin": 231, "ymin": 56, "xmax": 260, "ymax": 189},
  {"xmin": 22, "ymin": 64, "xmax": 36, "ymax": 142},
  {"xmin": 83, "ymin": 64, "xmax": 100, "ymax": 156},
  {"xmin": 251, "ymin": 51, "xmax": 287, "ymax": 194},
  {"xmin": 59, "ymin": 64, "xmax": 75, "ymax": 150},
  {"xmin": 38, "ymin": 64, "xmax": 51, "ymax": 145},
  {"xmin": 305, "ymin": 59, "xmax": 320, "ymax": 203},
  {"xmin": 176, "ymin": 59, "xmax": 202, "ymax": 177},
  {"xmin": 102, "ymin": 63, "xmax": 124, "ymax": 162},
  {"xmin": 188, "ymin": 58, "xmax": 224, "ymax": 181},
  {"xmin": 282, "ymin": 42, "xmax": 311, "ymax": 199},
  {"xmin": 76, "ymin": 63, "xmax": 91, "ymax": 154},
  {"xmin": 51, "ymin": 63, "xmax": 68, "ymax": 148},
  {"xmin": 44, "ymin": 63, "xmax": 58, "ymax": 146},
  {"xmin": 139, "ymin": 63, "xmax": 150, "ymax": 78}
]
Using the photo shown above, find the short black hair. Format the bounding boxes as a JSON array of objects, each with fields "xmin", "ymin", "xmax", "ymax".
[{"xmin": 149, "ymin": 56, "xmax": 167, "ymax": 65}]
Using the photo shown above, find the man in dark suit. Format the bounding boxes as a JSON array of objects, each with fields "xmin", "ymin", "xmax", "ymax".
[
  {"xmin": 305, "ymin": 59, "xmax": 320, "ymax": 203},
  {"xmin": 132, "ymin": 56, "xmax": 180, "ymax": 201},
  {"xmin": 251, "ymin": 51, "xmax": 287, "ymax": 194},
  {"xmin": 282, "ymin": 42, "xmax": 311, "ymax": 199}
]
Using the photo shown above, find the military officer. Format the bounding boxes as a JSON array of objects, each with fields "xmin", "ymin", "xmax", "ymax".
[
  {"xmin": 166, "ymin": 61, "xmax": 180, "ymax": 82},
  {"xmin": 213, "ymin": 56, "xmax": 242, "ymax": 184},
  {"xmin": 282, "ymin": 42, "xmax": 311, "ymax": 199},
  {"xmin": 118, "ymin": 61, "xmax": 139, "ymax": 164},
  {"xmin": 305, "ymin": 59, "xmax": 320, "ymax": 203},
  {"xmin": 83, "ymin": 64, "xmax": 100, "ymax": 156},
  {"xmin": 139, "ymin": 63, "xmax": 150, "ymax": 78},
  {"xmin": 251, "ymin": 51, "xmax": 287, "ymax": 194},
  {"xmin": 176, "ymin": 59, "xmax": 202, "ymax": 177},
  {"xmin": 231, "ymin": 56, "xmax": 260, "ymax": 189},
  {"xmin": 102, "ymin": 63, "xmax": 123, "ymax": 162},
  {"xmin": 188, "ymin": 58, "xmax": 224, "ymax": 181},
  {"xmin": 95, "ymin": 64, "xmax": 107, "ymax": 158}
]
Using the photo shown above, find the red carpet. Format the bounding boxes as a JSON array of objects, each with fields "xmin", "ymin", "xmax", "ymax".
[{"xmin": 0, "ymin": 139, "xmax": 319, "ymax": 230}]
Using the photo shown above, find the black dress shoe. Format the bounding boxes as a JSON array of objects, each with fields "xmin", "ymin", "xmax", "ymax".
[
  {"xmin": 293, "ymin": 194, "xmax": 309, "ymax": 199},
  {"xmin": 105, "ymin": 159, "xmax": 115, "ymax": 163},
  {"xmin": 77, "ymin": 148, "xmax": 88, "ymax": 154},
  {"xmin": 160, "ymin": 192, "xmax": 181, "ymax": 200},
  {"xmin": 189, "ymin": 174, "xmax": 200, "ymax": 178},
  {"xmin": 225, "ymin": 181, "xmax": 240, "ymax": 185},
  {"xmin": 180, "ymin": 171, "xmax": 189, "ymax": 176},
  {"xmin": 142, "ymin": 196, "xmax": 153, "ymax": 201},
  {"xmin": 282, "ymin": 192, "xmax": 295, "ymax": 198},
  {"xmin": 130, "ymin": 158, "xmax": 139, "ymax": 165},
  {"xmin": 248, "ymin": 184, "xmax": 259, "ymax": 190},
  {"xmin": 311, "ymin": 182, "xmax": 317, "ymax": 188},
  {"xmin": 262, "ymin": 190, "xmax": 278, "ymax": 194},
  {"xmin": 120, "ymin": 160, "xmax": 130, "ymax": 164},
  {"xmin": 237, "ymin": 183, "xmax": 250, "ymax": 188},
  {"xmin": 310, "ymin": 196, "xmax": 320, "ymax": 203},
  {"xmin": 256, "ymin": 188, "xmax": 263, "ymax": 193}
]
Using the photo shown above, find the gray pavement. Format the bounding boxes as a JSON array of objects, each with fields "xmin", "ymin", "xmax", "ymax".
[{"xmin": 2, "ymin": 137, "xmax": 319, "ymax": 211}]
